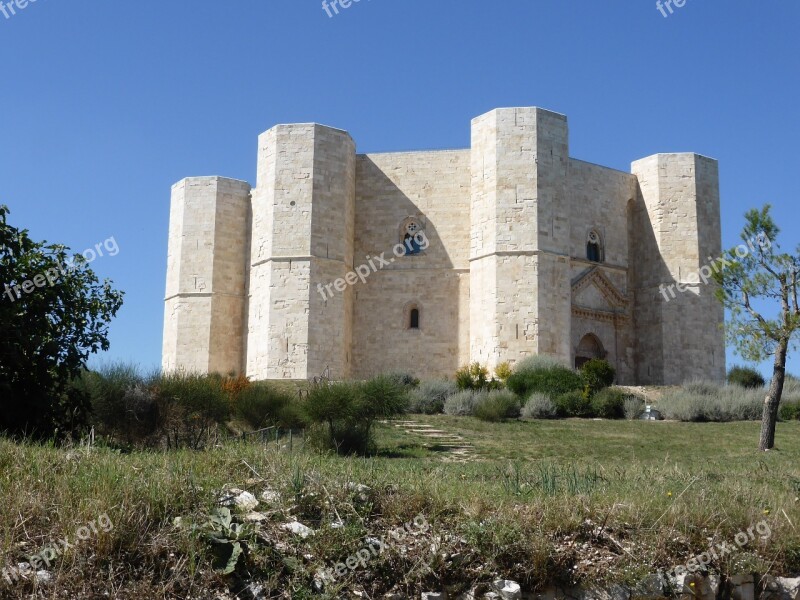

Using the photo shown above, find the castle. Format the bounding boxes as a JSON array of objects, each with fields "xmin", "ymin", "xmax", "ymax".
[{"xmin": 162, "ymin": 107, "xmax": 725, "ymax": 385}]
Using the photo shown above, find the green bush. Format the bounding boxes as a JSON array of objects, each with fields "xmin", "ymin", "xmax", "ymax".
[
  {"xmin": 80, "ymin": 363, "xmax": 157, "ymax": 444},
  {"xmin": 590, "ymin": 387, "xmax": 628, "ymax": 419},
  {"xmin": 520, "ymin": 392, "xmax": 557, "ymax": 419},
  {"xmin": 236, "ymin": 382, "xmax": 305, "ymax": 430},
  {"xmin": 507, "ymin": 361, "xmax": 583, "ymax": 399},
  {"xmin": 779, "ymin": 402, "xmax": 800, "ymax": 421},
  {"xmin": 444, "ymin": 390, "xmax": 484, "ymax": 416},
  {"xmin": 473, "ymin": 390, "xmax": 521, "ymax": 422},
  {"xmin": 727, "ymin": 366, "xmax": 766, "ymax": 389},
  {"xmin": 553, "ymin": 391, "xmax": 594, "ymax": 418},
  {"xmin": 580, "ymin": 359, "xmax": 615, "ymax": 396},
  {"xmin": 408, "ymin": 380, "xmax": 458, "ymax": 414},
  {"xmin": 385, "ymin": 372, "xmax": 420, "ymax": 389},
  {"xmin": 303, "ymin": 376, "xmax": 407, "ymax": 455},
  {"xmin": 152, "ymin": 372, "xmax": 230, "ymax": 449},
  {"xmin": 455, "ymin": 362, "xmax": 490, "ymax": 390}
]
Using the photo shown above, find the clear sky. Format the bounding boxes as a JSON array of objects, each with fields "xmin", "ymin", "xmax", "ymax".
[{"xmin": 2, "ymin": 0, "xmax": 798, "ymax": 378}]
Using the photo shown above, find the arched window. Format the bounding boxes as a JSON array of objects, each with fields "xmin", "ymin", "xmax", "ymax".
[
  {"xmin": 587, "ymin": 230, "xmax": 603, "ymax": 263},
  {"xmin": 404, "ymin": 302, "xmax": 421, "ymax": 330},
  {"xmin": 400, "ymin": 218, "xmax": 425, "ymax": 256}
]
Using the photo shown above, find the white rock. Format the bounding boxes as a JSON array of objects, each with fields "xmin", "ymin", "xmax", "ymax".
[
  {"xmin": 243, "ymin": 511, "xmax": 268, "ymax": 523},
  {"xmin": 492, "ymin": 580, "xmax": 521, "ymax": 600},
  {"xmin": 220, "ymin": 488, "xmax": 259, "ymax": 512},
  {"xmin": 421, "ymin": 593, "xmax": 445, "ymax": 600},
  {"xmin": 777, "ymin": 577, "xmax": 800, "ymax": 600},
  {"xmin": 34, "ymin": 570, "xmax": 52, "ymax": 584},
  {"xmin": 282, "ymin": 521, "xmax": 313, "ymax": 538},
  {"xmin": 260, "ymin": 488, "xmax": 280, "ymax": 503}
]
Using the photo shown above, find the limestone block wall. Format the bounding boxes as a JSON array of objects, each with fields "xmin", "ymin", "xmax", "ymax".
[
  {"xmin": 162, "ymin": 176, "xmax": 251, "ymax": 375},
  {"xmin": 246, "ymin": 124, "xmax": 355, "ymax": 380},
  {"xmin": 470, "ymin": 108, "xmax": 572, "ymax": 369},
  {"xmin": 631, "ymin": 153, "xmax": 725, "ymax": 384},
  {"xmin": 351, "ymin": 150, "xmax": 470, "ymax": 379},
  {"xmin": 566, "ymin": 160, "xmax": 638, "ymax": 382}
]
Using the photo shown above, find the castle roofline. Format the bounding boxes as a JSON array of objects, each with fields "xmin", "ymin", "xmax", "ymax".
[
  {"xmin": 259, "ymin": 122, "xmax": 354, "ymax": 140},
  {"xmin": 633, "ymin": 152, "xmax": 718, "ymax": 163},
  {"xmin": 171, "ymin": 175, "xmax": 251, "ymax": 189}
]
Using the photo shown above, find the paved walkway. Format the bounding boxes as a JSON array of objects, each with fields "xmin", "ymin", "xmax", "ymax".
[{"xmin": 387, "ymin": 419, "xmax": 476, "ymax": 463}]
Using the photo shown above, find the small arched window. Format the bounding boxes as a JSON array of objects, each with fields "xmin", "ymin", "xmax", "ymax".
[
  {"xmin": 587, "ymin": 230, "xmax": 603, "ymax": 263},
  {"xmin": 409, "ymin": 308, "xmax": 420, "ymax": 329}
]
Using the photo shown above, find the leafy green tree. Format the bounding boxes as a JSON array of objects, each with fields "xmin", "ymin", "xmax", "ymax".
[
  {"xmin": 0, "ymin": 205, "xmax": 123, "ymax": 439},
  {"xmin": 713, "ymin": 205, "xmax": 799, "ymax": 450}
]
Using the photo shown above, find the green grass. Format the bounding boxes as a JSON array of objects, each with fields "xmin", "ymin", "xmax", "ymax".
[{"xmin": 1, "ymin": 418, "xmax": 799, "ymax": 597}]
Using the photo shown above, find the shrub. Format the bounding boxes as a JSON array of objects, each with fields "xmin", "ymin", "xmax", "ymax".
[
  {"xmin": 727, "ymin": 366, "xmax": 766, "ymax": 389},
  {"xmin": 521, "ymin": 392, "xmax": 557, "ymax": 419},
  {"xmin": 236, "ymin": 382, "xmax": 304, "ymax": 430},
  {"xmin": 507, "ymin": 362, "xmax": 583, "ymax": 399},
  {"xmin": 385, "ymin": 372, "xmax": 420, "ymax": 389},
  {"xmin": 590, "ymin": 387, "xmax": 627, "ymax": 419},
  {"xmin": 624, "ymin": 395, "xmax": 646, "ymax": 420},
  {"xmin": 553, "ymin": 391, "xmax": 594, "ymax": 418},
  {"xmin": 780, "ymin": 402, "xmax": 800, "ymax": 421},
  {"xmin": 444, "ymin": 390, "xmax": 484, "ymax": 416},
  {"xmin": 659, "ymin": 384, "xmax": 763, "ymax": 422},
  {"xmin": 514, "ymin": 355, "xmax": 567, "ymax": 373},
  {"xmin": 408, "ymin": 380, "xmax": 458, "ymax": 414},
  {"xmin": 494, "ymin": 361, "xmax": 513, "ymax": 383},
  {"xmin": 580, "ymin": 359, "xmax": 615, "ymax": 396},
  {"xmin": 304, "ymin": 376, "xmax": 407, "ymax": 455},
  {"xmin": 152, "ymin": 372, "xmax": 230, "ymax": 449},
  {"xmin": 473, "ymin": 390, "xmax": 521, "ymax": 422},
  {"xmin": 455, "ymin": 363, "xmax": 490, "ymax": 390}
]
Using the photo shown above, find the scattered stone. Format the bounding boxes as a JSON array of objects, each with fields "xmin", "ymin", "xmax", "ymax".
[
  {"xmin": 260, "ymin": 488, "xmax": 280, "ymax": 503},
  {"xmin": 347, "ymin": 482, "xmax": 372, "ymax": 502},
  {"xmin": 492, "ymin": 580, "xmax": 521, "ymax": 600},
  {"xmin": 34, "ymin": 570, "xmax": 52, "ymax": 584},
  {"xmin": 282, "ymin": 521, "xmax": 314, "ymax": 538},
  {"xmin": 219, "ymin": 488, "xmax": 259, "ymax": 512},
  {"xmin": 243, "ymin": 511, "xmax": 268, "ymax": 523}
]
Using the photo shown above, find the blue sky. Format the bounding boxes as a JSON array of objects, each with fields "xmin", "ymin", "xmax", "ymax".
[{"xmin": 1, "ymin": 0, "xmax": 798, "ymax": 378}]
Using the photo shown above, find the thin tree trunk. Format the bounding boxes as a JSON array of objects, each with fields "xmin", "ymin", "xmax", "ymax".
[{"xmin": 759, "ymin": 338, "xmax": 789, "ymax": 451}]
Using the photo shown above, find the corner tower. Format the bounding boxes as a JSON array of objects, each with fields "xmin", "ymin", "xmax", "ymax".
[
  {"xmin": 245, "ymin": 124, "xmax": 355, "ymax": 380},
  {"xmin": 630, "ymin": 153, "xmax": 725, "ymax": 384},
  {"xmin": 469, "ymin": 107, "xmax": 571, "ymax": 368},
  {"xmin": 162, "ymin": 176, "xmax": 251, "ymax": 375}
]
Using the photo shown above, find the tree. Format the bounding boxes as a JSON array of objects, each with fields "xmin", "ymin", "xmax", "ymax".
[
  {"xmin": 713, "ymin": 205, "xmax": 800, "ymax": 450},
  {"xmin": 0, "ymin": 205, "xmax": 124, "ymax": 439}
]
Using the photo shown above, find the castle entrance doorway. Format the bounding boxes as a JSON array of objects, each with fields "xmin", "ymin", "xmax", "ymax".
[{"xmin": 575, "ymin": 334, "xmax": 605, "ymax": 369}]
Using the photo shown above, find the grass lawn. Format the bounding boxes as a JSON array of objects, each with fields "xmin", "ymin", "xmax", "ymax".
[{"xmin": 1, "ymin": 417, "xmax": 799, "ymax": 597}]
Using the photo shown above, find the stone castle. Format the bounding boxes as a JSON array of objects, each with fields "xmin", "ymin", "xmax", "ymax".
[{"xmin": 162, "ymin": 106, "xmax": 725, "ymax": 385}]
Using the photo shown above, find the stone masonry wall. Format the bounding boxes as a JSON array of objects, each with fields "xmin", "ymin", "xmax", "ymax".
[
  {"xmin": 162, "ymin": 176, "xmax": 250, "ymax": 375},
  {"xmin": 350, "ymin": 150, "xmax": 470, "ymax": 380}
]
